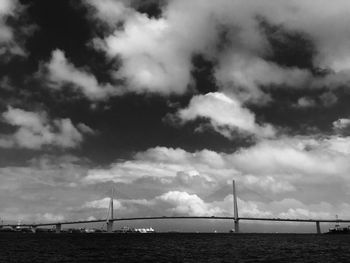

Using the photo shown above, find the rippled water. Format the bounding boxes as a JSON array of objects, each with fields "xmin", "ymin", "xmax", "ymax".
[{"xmin": 1, "ymin": 233, "xmax": 350, "ymax": 262}]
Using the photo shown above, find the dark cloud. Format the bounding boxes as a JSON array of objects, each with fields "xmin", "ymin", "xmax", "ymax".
[
  {"xmin": 260, "ymin": 18, "xmax": 316, "ymax": 70},
  {"xmin": 319, "ymin": 91, "xmax": 338, "ymax": 107},
  {"xmin": 191, "ymin": 54, "xmax": 218, "ymax": 94},
  {"xmin": 132, "ymin": 0, "xmax": 166, "ymax": 19}
]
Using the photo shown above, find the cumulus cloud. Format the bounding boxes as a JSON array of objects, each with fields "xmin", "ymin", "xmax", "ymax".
[
  {"xmin": 294, "ymin": 92, "xmax": 338, "ymax": 109},
  {"xmin": 82, "ymin": 133, "xmax": 350, "ymax": 219},
  {"xmin": 81, "ymin": 0, "xmax": 350, "ymax": 102},
  {"xmin": 83, "ymin": 198, "xmax": 123, "ymax": 210},
  {"xmin": 88, "ymin": 0, "xmax": 232, "ymax": 96},
  {"xmin": 215, "ymin": 54, "xmax": 311, "ymax": 103},
  {"xmin": 82, "ymin": 191, "xmax": 350, "ymax": 220},
  {"xmin": 295, "ymin": 97, "xmax": 316, "ymax": 108},
  {"xmin": 86, "ymin": 0, "xmax": 132, "ymax": 26},
  {"xmin": 175, "ymin": 92, "xmax": 275, "ymax": 138},
  {"xmin": 93, "ymin": 11, "xmax": 192, "ymax": 94},
  {"xmin": 85, "ymin": 0, "xmax": 234, "ymax": 95},
  {"xmin": 230, "ymin": 136, "xmax": 350, "ymax": 178},
  {"xmin": 0, "ymin": 0, "xmax": 28, "ymax": 56},
  {"xmin": 2, "ymin": 134, "xmax": 350, "ymax": 223},
  {"xmin": 333, "ymin": 118, "xmax": 350, "ymax": 137},
  {"xmin": 4, "ymin": 0, "xmax": 350, "ymax": 227},
  {"xmin": 264, "ymin": 0, "xmax": 350, "ymax": 74},
  {"xmin": 333, "ymin": 118, "xmax": 350, "ymax": 130},
  {"xmin": 85, "ymin": 191, "xmax": 225, "ymax": 217},
  {"xmin": 240, "ymin": 175, "xmax": 295, "ymax": 194},
  {"xmin": 0, "ymin": 0, "xmax": 15, "ymax": 41},
  {"xmin": 77, "ymin": 123, "xmax": 96, "ymax": 135},
  {"xmin": 83, "ymin": 146, "xmax": 230, "ymax": 187},
  {"xmin": 44, "ymin": 49, "xmax": 118, "ymax": 100},
  {"xmin": 85, "ymin": 137, "xmax": 350, "ymax": 192},
  {"xmin": 156, "ymin": 191, "xmax": 223, "ymax": 216},
  {"xmin": 0, "ymin": 107, "xmax": 93, "ymax": 149}
]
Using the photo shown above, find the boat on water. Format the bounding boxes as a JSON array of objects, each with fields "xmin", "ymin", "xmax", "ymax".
[
  {"xmin": 326, "ymin": 224, "xmax": 350, "ymax": 234},
  {"xmin": 326, "ymin": 216, "xmax": 350, "ymax": 234}
]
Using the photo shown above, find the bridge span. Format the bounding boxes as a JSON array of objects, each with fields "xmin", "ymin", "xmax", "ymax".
[
  {"xmin": 3, "ymin": 216, "xmax": 350, "ymax": 232},
  {"xmin": 2, "ymin": 181, "xmax": 349, "ymax": 234}
]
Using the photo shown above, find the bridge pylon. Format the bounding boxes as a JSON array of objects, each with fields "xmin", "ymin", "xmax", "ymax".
[
  {"xmin": 316, "ymin": 221, "xmax": 321, "ymax": 234},
  {"xmin": 233, "ymin": 180, "xmax": 239, "ymax": 233},
  {"xmin": 106, "ymin": 188, "xmax": 115, "ymax": 233}
]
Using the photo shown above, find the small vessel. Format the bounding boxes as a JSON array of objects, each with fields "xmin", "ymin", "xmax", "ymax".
[
  {"xmin": 326, "ymin": 215, "xmax": 350, "ymax": 234},
  {"xmin": 326, "ymin": 223, "xmax": 350, "ymax": 234}
]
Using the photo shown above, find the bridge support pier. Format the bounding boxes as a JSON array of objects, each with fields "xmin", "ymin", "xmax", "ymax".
[
  {"xmin": 55, "ymin": 224, "xmax": 61, "ymax": 234},
  {"xmin": 316, "ymin": 221, "xmax": 321, "ymax": 234},
  {"xmin": 31, "ymin": 226, "xmax": 37, "ymax": 233},
  {"xmin": 107, "ymin": 220, "xmax": 113, "ymax": 233},
  {"xmin": 234, "ymin": 219, "xmax": 239, "ymax": 233}
]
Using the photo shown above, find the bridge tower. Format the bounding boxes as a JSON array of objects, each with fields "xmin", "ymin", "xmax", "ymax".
[
  {"xmin": 106, "ymin": 188, "xmax": 114, "ymax": 233},
  {"xmin": 233, "ymin": 180, "xmax": 239, "ymax": 233}
]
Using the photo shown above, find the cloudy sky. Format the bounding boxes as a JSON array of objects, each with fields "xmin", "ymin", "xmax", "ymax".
[{"xmin": 1, "ymin": 0, "xmax": 350, "ymax": 232}]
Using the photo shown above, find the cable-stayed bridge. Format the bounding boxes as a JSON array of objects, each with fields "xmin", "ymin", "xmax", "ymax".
[{"xmin": 1, "ymin": 181, "xmax": 349, "ymax": 234}]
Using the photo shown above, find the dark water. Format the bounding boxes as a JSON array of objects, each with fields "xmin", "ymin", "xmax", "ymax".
[{"xmin": 1, "ymin": 233, "xmax": 350, "ymax": 263}]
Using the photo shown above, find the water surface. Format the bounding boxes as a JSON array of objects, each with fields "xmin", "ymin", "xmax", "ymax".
[{"xmin": 0, "ymin": 233, "xmax": 349, "ymax": 262}]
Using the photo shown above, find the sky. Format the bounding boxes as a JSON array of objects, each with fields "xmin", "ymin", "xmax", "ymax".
[{"xmin": 1, "ymin": 0, "xmax": 350, "ymax": 232}]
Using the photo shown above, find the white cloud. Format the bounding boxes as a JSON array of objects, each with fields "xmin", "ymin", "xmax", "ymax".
[
  {"xmin": 83, "ymin": 146, "xmax": 232, "ymax": 186},
  {"xmin": 96, "ymin": 12, "xmax": 192, "ymax": 94},
  {"xmin": 333, "ymin": 118, "xmax": 350, "ymax": 131},
  {"xmin": 86, "ymin": 0, "xmax": 132, "ymax": 26},
  {"xmin": 85, "ymin": 191, "xmax": 225, "ymax": 217},
  {"xmin": 325, "ymin": 136, "xmax": 350, "ymax": 155},
  {"xmin": 241, "ymin": 175, "xmax": 295, "ymax": 194},
  {"xmin": 295, "ymin": 97, "xmax": 316, "ymax": 108},
  {"xmin": 0, "ymin": 107, "xmax": 92, "ymax": 149},
  {"xmin": 81, "ymin": 133, "xmax": 350, "ymax": 219},
  {"xmin": 215, "ymin": 54, "xmax": 311, "ymax": 103},
  {"xmin": 265, "ymin": 0, "xmax": 350, "ymax": 74},
  {"xmin": 87, "ymin": 0, "xmax": 223, "ymax": 95},
  {"xmin": 84, "ymin": 192, "xmax": 340, "ymax": 219},
  {"xmin": 84, "ymin": 137, "xmax": 350, "ymax": 192},
  {"xmin": 83, "ymin": 198, "xmax": 123, "ymax": 210},
  {"xmin": 157, "ymin": 191, "xmax": 224, "ymax": 216},
  {"xmin": 0, "ymin": 0, "xmax": 16, "ymax": 42},
  {"xmin": 0, "ymin": 0, "xmax": 27, "ymax": 56},
  {"xmin": 230, "ymin": 136, "xmax": 350, "ymax": 178},
  {"xmin": 236, "ymin": 198, "xmax": 273, "ymax": 218},
  {"xmin": 176, "ymin": 92, "xmax": 275, "ymax": 138},
  {"xmin": 2, "ymin": 133, "xmax": 350, "ymax": 223},
  {"xmin": 45, "ymin": 49, "xmax": 118, "ymax": 100},
  {"xmin": 77, "ymin": 123, "xmax": 95, "ymax": 135},
  {"xmin": 83, "ymin": 0, "xmax": 350, "ymax": 103}
]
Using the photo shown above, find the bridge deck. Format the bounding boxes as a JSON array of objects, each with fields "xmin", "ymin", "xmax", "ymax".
[{"xmin": 3, "ymin": 216, "xmax": 350, "ymax": 227}]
